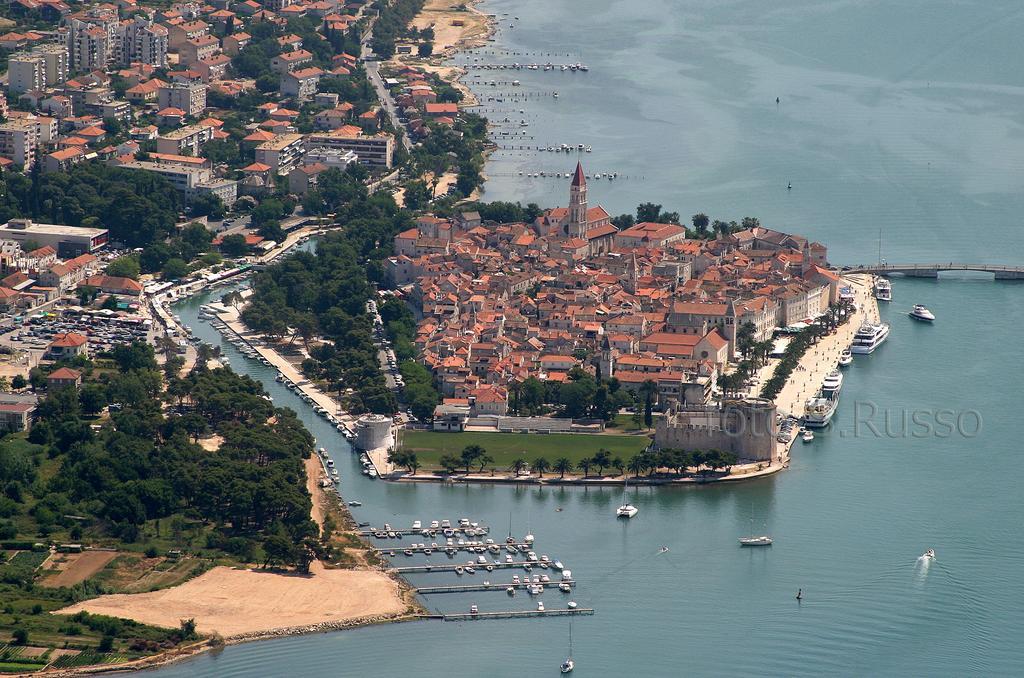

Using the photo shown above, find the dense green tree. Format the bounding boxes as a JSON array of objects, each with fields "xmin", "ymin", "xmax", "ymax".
[{"xmin": 106, "ymin": 255, "xmax": 141, "ymax": 280}]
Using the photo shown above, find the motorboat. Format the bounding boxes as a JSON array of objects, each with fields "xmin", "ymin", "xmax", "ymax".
[
  {"xmin": 739, "ymin": 535, "xmax": 774, "ymax": 546},
  {"xmin": 537, "ymin": 601, "xmax": 545, "ymax": 611},
  {"xmin": 821, "ymin": 370, "xmax": 843, "ymax": 396},
  {"xmin": 838, "ymin": 349, "xmax": 853, "ymax": 366},
  {"xmin": 850, "ymin": 322, "xmax": 890, "ymax": 354},
  {"xmin": 507, "ymin": 586, "xmax": 516, "ymax": 595},
  {"xmin": 469, "ymin": 605, "xmax": 478, "ymax": 615},
  {"xmin": 412, "ymin": 520, "xmax": 422, "ymax": 530},
  {"xmin": 922, "ymin": 548, "xmax": 935, "ymax": 559},
  {"xmin": 803, "ymin": 396, "xmax": 838, "ymax": 428},
  {"xmin": 802, "ymin": 430, "xmax": 814, "ymax": 442},
  {"xmin": 874, "ymin": 277, "xmax": 892, "ymax": 301},
  {"xmin": 567, "ymin": 600, "xmax": 578, "ymax": 609},
  {"xmin": 909, "ymin": 304, "xmax": 935, "ymax": 322}
]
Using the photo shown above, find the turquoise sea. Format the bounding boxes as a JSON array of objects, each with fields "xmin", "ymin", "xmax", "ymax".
[{"xmin": 154, "ymin": 1, "xmax": 1024, "ymax": 675}]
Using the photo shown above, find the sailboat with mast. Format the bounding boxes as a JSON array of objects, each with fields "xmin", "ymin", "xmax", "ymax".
[
  {"xmin": 616, "ymin": 481, "xmax": 638, "ymax": 518},
  {"xmin": 739, "ymin": 510, "xmax": 772, "ymax": 546},
  {"xmin": 560, "ymin": 620, "xmax": 575, "ymax": 673}
]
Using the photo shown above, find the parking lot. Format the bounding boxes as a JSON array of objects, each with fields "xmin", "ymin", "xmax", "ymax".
[{"xmin": 0, "ymin": 310, "xmax": 155, "ymax": 367}]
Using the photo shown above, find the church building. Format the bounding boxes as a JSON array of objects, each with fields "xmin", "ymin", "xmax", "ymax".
[{"xmin": 535, "ymin": 162, "xmax": 618, "ymax": 256}]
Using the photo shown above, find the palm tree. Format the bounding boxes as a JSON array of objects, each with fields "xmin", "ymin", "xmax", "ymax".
[
  {"xmin": 476, "ymin": 454, "xmax": 493, "ymax": 473},
  {"xmin": 531, "ymin": 457, "xmax": 550, "ymax": 478},
  {"xmin": 578, "ymin": 458, "xmax": 593, "ymax": 478},
  {"xmin": 611, "ymin": 456, "xmax": 625, "ymax": 477},
  {"xmin": 592, "ymin": 449, "xmax": 611, "ymax": 476},
  {"xmin": 554, "ymin": 457, "xmax": 573, "ymax": 479},
  {"xmin": 510, "ymin": 457, "xmax": 528, "ymax": 476},
  {"xmin": 627, "ymin": 454, "xmax": 645, "ymax": 478},
  {"xmin": 407, "ymin": 453, "xmax": 420, "ymax": 475}
]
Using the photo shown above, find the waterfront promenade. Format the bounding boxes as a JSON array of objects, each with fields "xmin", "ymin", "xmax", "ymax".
[{"xmin": 770, "ymin": 274, "xmax": 879, "ymax": 420}]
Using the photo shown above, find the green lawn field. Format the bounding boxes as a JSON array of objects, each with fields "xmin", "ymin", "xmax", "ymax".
[{"xmin": 399, "ymin": 430, "xmax": 651, "ymax": 469}]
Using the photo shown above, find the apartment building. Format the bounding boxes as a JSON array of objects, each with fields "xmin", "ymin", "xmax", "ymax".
[
  {"xmin": 306, "ymin": 127, "xmax": 395, "ymax": 168},
  {"xmin": 114, "ymin": 159, "xmax": 237, "ymax": 205},
  {"xmin": 271, "ymin": 49, "xmax": 313, "ymax": 74},
  {"xmin": 7, "ymin": 53, "xmax": 45, "ymax": 94},
  {"xmin": 60, "ymin": 13, "xmax": 118, "ymax": 72},
  {"xmin": 155, "ymin": 123, "xmax": 215, "ymax": 156},
  {"xmin": 117, "ymin": 17, "xmax": 168, "ymax": 67},
  {"xmin": 178, "ymin": 35, "xmax": 220, "ymax": 67},
  {"xmin": 280, "ymin": 67, "xmax": 322, "ymax": 100},
  {"xmin": 0, "ymin": 120, "xmax": 39, "ymax": 169},
  {"xmin": 157, "ymin": 82, "xmax": 207, "ymax": 117},
  {"xmin": 254, "ymin": 133, "xmax": 305, "ymax": 174},
  {"xmin": 167, "ymin": 20, "xmax": 209, "ymax": 51}
]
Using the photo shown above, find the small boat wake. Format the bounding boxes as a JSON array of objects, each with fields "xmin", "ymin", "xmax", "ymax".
[{"xmin": 914, "ymin": 549, "xmax": 935, "ymax": 585}]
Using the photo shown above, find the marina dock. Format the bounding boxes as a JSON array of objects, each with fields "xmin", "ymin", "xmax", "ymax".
[
  {"xmin": 391, "ymin": 560, "xmax": 547, "ymax": 573},
  {"xmin": 358, "ymin": 526, "xmax": 490, "ymax": 537},
  {"xmin": 438, "ymin": 608, "xmax": 594, "ymax": 621},
  {"xmin": 374, "ymin": 541, "xmax": 529, "ymax": 554},
  {"xmin": 413, "ymin": 580, "xmax": 574, "ymax": 595}
]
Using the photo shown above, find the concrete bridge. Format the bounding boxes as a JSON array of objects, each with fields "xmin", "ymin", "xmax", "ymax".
[{"xmin": 840, "ymin": 263, "xmax": 1024, "ymax": 280}]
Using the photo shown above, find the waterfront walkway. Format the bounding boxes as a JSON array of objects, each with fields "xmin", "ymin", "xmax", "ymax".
[{"xmin": 771, "ymin": 274, "xmax": 879, "ymax": 420}]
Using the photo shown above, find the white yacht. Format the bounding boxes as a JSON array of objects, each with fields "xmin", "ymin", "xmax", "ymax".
[
  {"xmin": 821, "ymin": 370, "xmax": 843, "ymax": 396},
  {"xmin": 802, "ymin": 430, "xmax": 814, "ymax": 443},
  {"xmin": 838, "ymin": 349, "xmax": 853, "ymax": 366},
  {"xmin": 850, "ymin": 322, "xmax": 890, "ymax": 354},
  {"xmin": 803, "ymin": 396, "xmax": 838, "ymax": 428},
  {"xmin": 616, "ymin": 504, "xmax": 638, "ymax": 518},
  {"xmin": 874, "ymin": 278, "xmax": 892, "ymax": 301},
  {"xmin": 909, "ymin": 304, "xmax": 935, "ymax": 322},
  {"xmin": 616, "ymin": 484, "xmax": 638, "ymax": 518},
  {"xmin": 739, "ymin": 535, "xmax": 773, "ymax": 547}
]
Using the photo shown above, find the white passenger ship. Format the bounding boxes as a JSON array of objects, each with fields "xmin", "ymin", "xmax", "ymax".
[{"xmin": 850, "ymin": 322, "xmax": 890, "ymax": 354}]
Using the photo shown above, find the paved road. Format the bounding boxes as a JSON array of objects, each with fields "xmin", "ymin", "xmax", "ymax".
[{"xmin": 361, "ymin": 21, "xmax": 412, "ymax": 151}]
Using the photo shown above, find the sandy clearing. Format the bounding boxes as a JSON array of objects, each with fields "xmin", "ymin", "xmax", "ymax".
[
  {"xmin": 304, "ymin": 455, "xmax": 326, "ymax": 530},
  {"xmin": 41, "ymin": 551, "xmax": 119, "ymax": 588},
  {"xmin": 412, "ymin": 0, "xmax": 490, "ymax": 55},
  {"xmin": 198, "ymin": 434, "xmax": 224, "ymax": 452},
  {"xmin": 56, "ymin": 562, "xmax": 405, "ymax": 637}
]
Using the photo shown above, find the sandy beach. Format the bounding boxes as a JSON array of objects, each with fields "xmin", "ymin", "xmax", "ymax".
[
  {"xmin": 57, "ymin": 562, "xmax": 406, "ymax": 638},
  {"xmin": 412, "ymin": 0, "xmax": 491, "ymax": 55}
]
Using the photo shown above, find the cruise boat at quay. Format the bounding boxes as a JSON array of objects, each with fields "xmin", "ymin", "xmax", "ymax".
[
  {"xmin": 803, "ymin": 395, "xmax": 839, "ymax": 428},
  {"xmin": 850, "ymin": 322, "xmax": 890, "ymax": 354},
  {"xmin": 874, "ymin": 277, "xmax": 892, "ymax": 301}
]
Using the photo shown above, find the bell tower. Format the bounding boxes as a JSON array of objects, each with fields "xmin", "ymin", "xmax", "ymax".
[{"xmin": 568, "ymin": 162, "xmax": 588, "ymax": 238}]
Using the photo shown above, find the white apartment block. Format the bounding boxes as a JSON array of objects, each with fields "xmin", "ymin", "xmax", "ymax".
[
  {"xmin": 117, "ymin": 17, "xmax": 169, "ymax": 68},
  {"xmin": 305, "ymin": 129, "xmax": 395, "ymax": 168},
  {"xmin": 60, "ymin": 14, "xmax": 118, "ymax": 72},
  {"xmin": 7, "ymin": 54, "xmax": 45, "ymax": 95},
  {"xmin": 0, "ymin": 120, "xmax": 40, "ymax": 169},
  {"xmin": 155, "ymin": 123, "xmax": 215, "ymax": 156},
  {"xmin": 254, "ymin": 133, "xmax": 306, "ymax": 174},
  {"xmin": 158, "ymin": 82, "xmax": 207, "ymax": 117},
  {"xmin": 115, "ymin": 160, "xmax": 237, "ymax": 205}
]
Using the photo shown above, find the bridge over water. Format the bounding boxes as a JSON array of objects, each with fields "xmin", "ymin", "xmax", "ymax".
[{"xmin": 840, "ymin": 263, "xmax": 1024, "ymax": 280}]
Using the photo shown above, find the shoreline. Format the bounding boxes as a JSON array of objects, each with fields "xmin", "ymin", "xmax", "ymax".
[{"xmin": 42, "ymin": 235, "xmax": 420, "ymax": 677}]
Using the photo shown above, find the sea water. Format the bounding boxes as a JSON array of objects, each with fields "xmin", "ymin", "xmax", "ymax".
[{"xmin": 153, "ymin": 1, "xmax": 1024, "ymax": 674}]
